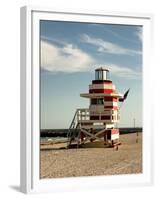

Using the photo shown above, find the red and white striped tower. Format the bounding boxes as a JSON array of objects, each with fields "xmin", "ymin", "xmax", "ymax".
[{"xmin": 79, "ymin": 67, "xmax": 123, "ymax": 145}]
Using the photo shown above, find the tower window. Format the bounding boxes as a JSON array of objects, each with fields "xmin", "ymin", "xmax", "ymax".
[{"xmin": 91, "ymin": 98, "xmax": 104, "ymax": 105}]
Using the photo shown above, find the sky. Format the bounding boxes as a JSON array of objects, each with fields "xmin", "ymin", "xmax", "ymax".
[{"xmin": 40, "ymin": 20, "xmax": 142, "ymax": 129}]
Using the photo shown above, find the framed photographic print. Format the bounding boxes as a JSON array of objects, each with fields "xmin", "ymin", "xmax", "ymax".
[{"xmin": 20, "ymin": 6, "xmax": 153, "ymax": 193}]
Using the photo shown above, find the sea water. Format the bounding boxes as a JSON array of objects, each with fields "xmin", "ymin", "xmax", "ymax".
[{"xmin": 40, "ymin": 137, "xmax": 67, "ymax": 143}]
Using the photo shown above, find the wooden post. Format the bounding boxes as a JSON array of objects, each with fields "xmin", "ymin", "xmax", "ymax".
[
  {"xmin": 136, "ymin": 132, "xmax": 139, "ymax": 143},
  {"xmin": 77, "ymin": 129, "xmax": 80, "ymax": 148},
  {"xmin": 104, "ymin": 132, "xmax": 107, "ymax": 146}
]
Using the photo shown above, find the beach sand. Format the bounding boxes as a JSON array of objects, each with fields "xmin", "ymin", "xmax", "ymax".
[{"xmin": 40, "ymin": 132, "xmax": 142, "ymax": 179}]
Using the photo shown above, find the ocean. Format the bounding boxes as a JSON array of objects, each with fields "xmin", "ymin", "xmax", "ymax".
[{"xmin": 40, "ymin": 136, "xmax": 68, "ymax": 143}]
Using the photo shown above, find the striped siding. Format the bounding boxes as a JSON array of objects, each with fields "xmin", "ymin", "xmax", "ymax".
[
  {"xmin": 111, "ymin": 133, "xmax": 119, "ymax": 140},
  {"xmin": 89, "ymin": 84, "xmax": 116, "ymax": 90},
  {"xmin": 111, "ymin": 129, "xmax": 119, "ymax": 134},
  {"xmin": 89, "ymin": 89, "xmax": 114, "ymax": 94},
  {"xmin": 104, "ymin": 100, "xmax": 118, "ymax": 110},
  {"xmin": 90, "ymin": 102, "xmax": 118, "ymax": 111},
  {"xmin": 106, "ymin": 129, "xmax": 120, "ymax": 140},
  {"xmin": 104, "ymin": 106, "xmax": 118, "ymax": 110},
  {"xmin": 80, "ymin": 77, "xmax": 120, "ymax": 125},
  {"xmin": 104, "ymin": 101, "xmax": 118, "ymax": 107},
  {"xmin": 104, "ymin": 97, "xmax": 118, "ymax": 101}
]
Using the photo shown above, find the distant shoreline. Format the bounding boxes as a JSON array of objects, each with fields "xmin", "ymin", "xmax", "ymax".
[{"xmin": 40, "ymin": 127, "xmax": 142, "ymax": 138}]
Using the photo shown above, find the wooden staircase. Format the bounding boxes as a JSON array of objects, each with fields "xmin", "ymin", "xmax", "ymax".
[{"xmin": 67, "ymin": 110, "xmax": 80, "ymax": 148}]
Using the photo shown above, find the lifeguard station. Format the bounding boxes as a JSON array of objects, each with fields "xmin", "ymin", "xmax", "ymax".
[{"xmin": 67, "ymin": 67, "xmax": 126, "ymax": 148}]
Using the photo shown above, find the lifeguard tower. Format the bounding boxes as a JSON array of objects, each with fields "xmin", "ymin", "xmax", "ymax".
[{"xmin": 67, "ymin": 67, "xmax": 127, "ymax": 148}]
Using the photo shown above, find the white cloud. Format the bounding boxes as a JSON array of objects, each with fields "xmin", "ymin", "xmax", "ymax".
[
  {"xmin": 41, "ymin": 39, "xmax": 141, "ymax": 80},
  {"xmin": 101, "ymin": 64, "xmax": 141, "ymax": 80},
  {"xmin": 93, "ymin": 64, "xmax": 141, "ymax": 80},
  {"xmin": 81, "ymin": 34, "xmax": 141, "ymax": 55},
  {"xmin": 41, "ymin": 40, "xmax": 94, "ymax": 73}
]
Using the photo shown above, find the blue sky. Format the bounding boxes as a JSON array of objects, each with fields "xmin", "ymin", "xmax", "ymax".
[{"xmin": 40, "ymin": 20, "xmax": 142, "ymax": 129}]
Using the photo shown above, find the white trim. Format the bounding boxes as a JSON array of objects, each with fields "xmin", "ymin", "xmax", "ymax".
[
  {"xmin": 20, "ymin": 6, "xmax": 153, "ymax": 194},
  {"xmin": 20, "ymin": 7, "xmax": 32, "ymax": 193},
  {"xmin": 32, "ymin": 11, "xmax": 40, "ymax": 190},
  {"xmin": 26, "ymin": 5, "xmax": 153, "ymax": 21},
  {"xmin": 80, "ymin": 93, "xmax": 123, "ymax": 98}
]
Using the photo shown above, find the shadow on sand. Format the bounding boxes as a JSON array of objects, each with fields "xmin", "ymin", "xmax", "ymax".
[{"xmin": 9, "ymin": 185, "xmax": 20, "ymax": 193}]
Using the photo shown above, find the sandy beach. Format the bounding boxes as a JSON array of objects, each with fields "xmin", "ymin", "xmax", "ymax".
[{"xmin": 40, "ymin": 132, "xmax": 142, "ymax": 179}]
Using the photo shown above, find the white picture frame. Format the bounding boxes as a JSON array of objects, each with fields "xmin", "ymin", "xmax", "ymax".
[{"xmin": 20, "ymin": 6, "xmax": 153, "ymax": 194}]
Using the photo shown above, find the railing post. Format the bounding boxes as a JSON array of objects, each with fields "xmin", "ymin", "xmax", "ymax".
[{"xmin": 99, "ymin": 112, "xmax": 101, "ymax": 121}]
